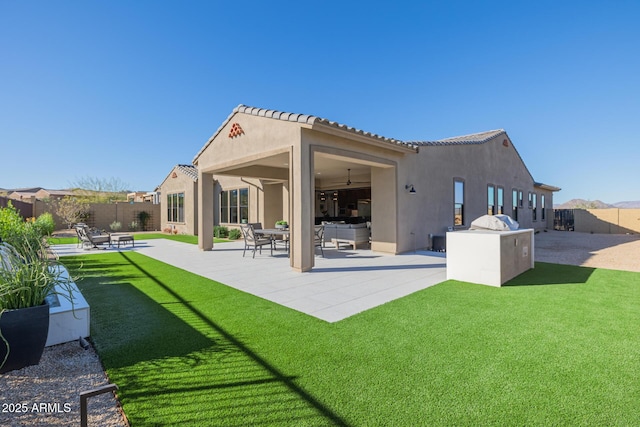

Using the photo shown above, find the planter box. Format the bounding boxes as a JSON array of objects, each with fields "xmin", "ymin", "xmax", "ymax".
[
  {"xmin": 45, "ymin": 266, "xmax": 90, "ymax": 346},
  {"xmin": 446, "ymin": 229, "xmax": 534, "ymax": 287}
]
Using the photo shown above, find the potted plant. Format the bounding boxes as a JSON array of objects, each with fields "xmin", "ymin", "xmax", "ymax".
[
  {"xmin": 275, "ymin": 220, "xmax": 288, "ymax": 230},
  {"xmin": 0, "ymin": 204, "xmax": 74, "ymax": 373}
]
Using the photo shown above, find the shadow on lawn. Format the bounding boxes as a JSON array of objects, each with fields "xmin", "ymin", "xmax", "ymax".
[
  {"xmin": 67, "ymin": 253, "xmax": 350, "ymax": 426},
  {"xmin": 504, "ymin": 262, "xmax": 596, "ymax": 286}
]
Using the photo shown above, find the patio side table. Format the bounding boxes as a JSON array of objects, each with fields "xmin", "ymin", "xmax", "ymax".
[{"xmin": 111, "ymin": 234, "xmax": 134, "ymax": 248}]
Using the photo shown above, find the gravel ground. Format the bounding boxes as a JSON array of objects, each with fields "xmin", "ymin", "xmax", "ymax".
[
  {"xmin": 535, "ymin": 230, "xmax": 640, "ymax": 272},
  {"xmin": 0, "ymin": 341, "xmax": 127, "ymax": 427},
  {"xmin": 2, "ymin": 230, "xmax": 638, "ymax": 426}
]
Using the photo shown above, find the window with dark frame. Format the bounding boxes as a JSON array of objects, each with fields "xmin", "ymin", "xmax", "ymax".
[
  {"xmin": 167, "ymin": 192, "xmax": 185, "ymax": 223},
  {"xmin": 487, "ymin": 185, "xmax": 496, "ymax": 215},
  {"xmin": 454, "ymin": 179, "xmax": 464, "ymax": 226},
  {"xmin": 532, "ymin": 193, "xmax": 537, "ymax": 221},
  {"xmin": 541, "ymin": 194, "xmax": 546, "ymax": 221},
  {"xmin": 220, "ymin": 187, "xmax": 249, "ymax": 224},
  {"xmin": 512, "ymin": 189, "xmax": 518, "ymax": 220},
  {"xmin": 497, "ymin": 187, "xmax": 504, "ymax": 214}
]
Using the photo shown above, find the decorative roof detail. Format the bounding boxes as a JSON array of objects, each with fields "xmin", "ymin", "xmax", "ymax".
[
  {"xmin": 175, "ymin": 164, "xmax": 198, "ymax": 182},
  {"xmin": 228, "ymin": 123, "xmax": 244, "ymax": 138}
]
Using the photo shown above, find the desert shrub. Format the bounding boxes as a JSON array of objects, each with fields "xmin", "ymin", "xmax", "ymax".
[
  {"xmin": 228, "ymin": 229, "xmax": 242, "ymax": 240},
  {"xmin": 213, "ymin": 226, "xmax": 229, "ymax": 238},
  {"xmin": 137, "ymin": 211, "xmax": 150, "ymax": 231},
  {"xmin": 34, "ymin": 213, "xmax": 55, "ymax": 236},
  {"xmin": 129, "ymin": 221, "xmax": 139, "ymax": 231},
  {"xmin": 110, "ymin": 221, "xmax": 122, "ymax": 231},
  {"xmin": 0, "ymin": 203, "xmax": 45, "ymax": 257}
]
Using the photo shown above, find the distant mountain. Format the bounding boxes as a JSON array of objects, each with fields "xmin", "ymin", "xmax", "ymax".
[
  {"xmin": 555, "ymin": 199, "xmax": 614, "ymax": 209},
  {"xmin": 555, "ymin": 199, "xmax": 640, "ymax": 209},
  {"xmin": 612, "ymin": 201, "xmax": 640, "ymax": 208}
]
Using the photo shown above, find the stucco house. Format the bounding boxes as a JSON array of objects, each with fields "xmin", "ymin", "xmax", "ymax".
[
  {"xmin": 157, "ymin": 164, "xmax": 199, "ymax": 235},
  {"xmin": 161, "ymin": 104, "xmax": 559, "ymax": 272}
]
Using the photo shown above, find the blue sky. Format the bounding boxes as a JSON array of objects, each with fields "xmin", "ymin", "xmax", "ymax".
[{"xmin": 1, "ymin": 1, "xmax": 638, "ymax": 204}]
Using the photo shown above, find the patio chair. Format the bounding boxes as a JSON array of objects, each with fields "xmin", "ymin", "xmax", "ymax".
[
  {"xmin": 240, "ymin": 224, "xmax": 272, "ymax": 258},
  {"xmin": 74, "ymin": 223, "xmax": 87, "ymax": 248},
  {"xmin": 77, "ymin": 225, "xmax": 111, "ymax": 250},
  {"xmin": 314, "ymin": 225, "xmax": 324, "ymax": 257},
  {"xmin": 248, "ymin": 222, "xmax": 263, "ymax": 237}
]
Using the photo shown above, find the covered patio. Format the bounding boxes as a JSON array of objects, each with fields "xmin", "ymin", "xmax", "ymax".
[
  {"xmin": 53, "ymin": 239, "xmax": 447, "ymax": 322},
  {"xmin": 193, "ymin": 105, "xmax": 419, "ymax": 273}
]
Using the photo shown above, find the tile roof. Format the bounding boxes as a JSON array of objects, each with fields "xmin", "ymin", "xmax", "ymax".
[
  {"xmin": 175, "ymin": 164, "xmax": 198, "ymax": 181},
  {"xmin": 412, "ymin": 129, "xmax": 507, "ymax": 146},
  {"xmin": 234, "ymin": 104, "xmax": 417, "ymax": 151},
  {"xmin": 193, "ymin": 104, "xmax": 419, "ymax": 163}
]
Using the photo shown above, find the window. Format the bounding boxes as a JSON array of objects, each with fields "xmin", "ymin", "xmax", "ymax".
[
  {"xmin": 487, "ymin": 185, "xmax": 496, "ymax": 215},
  {"xmin": 239, "ymin": 188, "xmax": 249, "ymax": 223},
  {"xmin": 220, "ymin": 190, "xmax": 229, "ymax": 223},
  {"xmin": 229, "ymin": 189, "xmax": 238, "ymax": 223},
  {"xmin": 541, "ymin": 194, "xmax": 546, "ymax": 221},
  {"xmin": 497, "ymin": 187, "xmax": 504, "ymax": 214},
  {"xmin": 519, "ymin": 191, "xmax": 524, "ymax": 208},
  {"xmin": 512, "ymin": 189, "xmax": 518, "ymax": 221},
  {"xmin": 220, "ymin": 187, "xmax": 249, "ymax": 224},
  {"xmin": 167, "ymin": 193, "xmax": 185, "ymax": 222},
  {"xmin": 528, "ymin": 192, "xmax": 533, "ymax": 209},
  {"xmin": 532, "ymin": 193, "xmax": 537, "ymax": 221},
  {"xmin": 454, "ymin": 179, "xmax": 464, "ymax": 226}
]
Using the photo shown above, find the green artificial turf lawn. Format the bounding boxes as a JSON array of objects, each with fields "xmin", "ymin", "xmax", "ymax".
[
  {"xmin": 62, "ymin": 254, "xmax": 640, "ymax": 426},
  {"xmin": 47, "ymin": 236, "xmax": 78, "ymax": 245}
]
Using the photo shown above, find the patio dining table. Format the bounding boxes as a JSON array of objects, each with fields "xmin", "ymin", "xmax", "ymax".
[{"xmin": 258, "ymin": 228, "xmax": 290, "ymax": 254}]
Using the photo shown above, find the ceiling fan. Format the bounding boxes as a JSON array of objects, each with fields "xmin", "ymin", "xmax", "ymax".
[{"xmin": 327, "ymin": 168, "xmax": 370, "ymax": 187}]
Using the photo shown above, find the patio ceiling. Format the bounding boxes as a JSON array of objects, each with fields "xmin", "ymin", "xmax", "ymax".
[{"xmin": 212, "ymin": 152, "xmax": 380, "ymax": 189}]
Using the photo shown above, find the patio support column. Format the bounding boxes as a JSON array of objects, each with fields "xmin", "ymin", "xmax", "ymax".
[
  {"xmin": 198, "ymin": 171, "xmax": 214, "ymax": 251},
  {"xmin": 289, "ymin": 144, "xmax": 314, "ymax": 272}
]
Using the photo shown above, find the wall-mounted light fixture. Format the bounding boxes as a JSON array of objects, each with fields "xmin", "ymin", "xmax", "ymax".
[
  {"xmin": 319, "ymin": 191, "xmax": 326, "ymax": 201},
  {"xmin": 332, "ymin": 191, "xmax": 338, "ymax": 201},
  {"xmin": 405, "ymin": 184, "xmax": 417, "ymax": 195}
]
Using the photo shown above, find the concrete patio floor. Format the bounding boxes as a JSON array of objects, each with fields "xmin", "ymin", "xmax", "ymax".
[{"xmin": 53, "ymin": 239, "xmax": 447, "ymax": 322}]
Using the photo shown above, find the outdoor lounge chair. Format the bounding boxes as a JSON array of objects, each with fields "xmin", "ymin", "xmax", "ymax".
[
  {"xmin": 77, "ymin": 225, "xmax": 111, "ymax": 250},
  {"xmin": 240, "ymin": 224, "xmax": 272, "ymax": 258},
  {"xmin": 314, "ymin": 225, "xmax": 324, "ymax": 257}
]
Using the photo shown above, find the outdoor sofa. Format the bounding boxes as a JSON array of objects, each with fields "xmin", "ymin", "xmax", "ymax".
[{"xmin": 322, "ymin": 222, "xmax": 370, "ymax": 250}]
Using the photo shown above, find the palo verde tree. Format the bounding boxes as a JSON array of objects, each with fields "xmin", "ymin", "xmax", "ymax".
[{"xmin": 50, "ymin": 196, "xmax": 90, "ymax": 229}]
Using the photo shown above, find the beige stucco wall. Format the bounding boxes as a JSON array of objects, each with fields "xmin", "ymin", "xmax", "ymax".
[
  {"xmin": 393, "ymin": 134, "xmax": 554, "ymax": 252},
  {"xmin": 573, "ymin": 208, "xmax": 640, "ymax": 234},
  {"xmin": 195, "ymin": 114, "xmax": 303, "ymax": 174},
  {"xmin": 193, "ymin": 109, "xmax": 557, "ymax": 269},
  {"xmin": 158, "ymin": 167, "xmax": 198, "ymax": 235}
]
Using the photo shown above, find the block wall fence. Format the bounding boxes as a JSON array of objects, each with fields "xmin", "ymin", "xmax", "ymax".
[{"xmin": 33, "ymin": 200, "xmax": 161, "ymax": 232}]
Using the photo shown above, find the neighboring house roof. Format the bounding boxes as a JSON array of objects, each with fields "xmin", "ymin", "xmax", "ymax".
[
  {"xmin": 193, "ymin": 104, "xmax": 419, "ymax": 163},
  {"xmin": 412, "ymin": 129, "xmax": 507, "ymax": 146},
  {"xmin": 35, "ymin": 189, "xmax": 75, "ymax": 197},
  {"xmin": 7, "ymin": 187, "xmax": 43, "ymax": 195}
]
